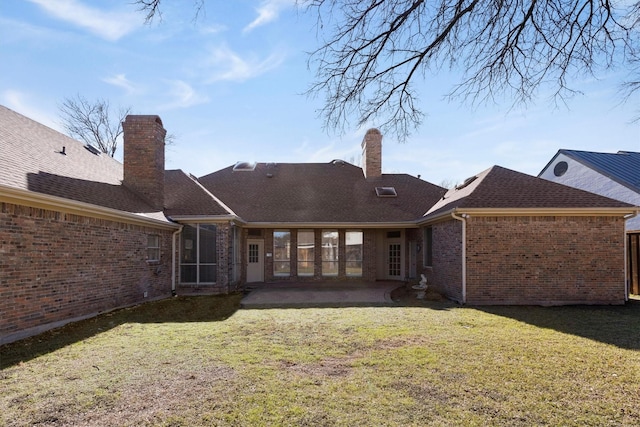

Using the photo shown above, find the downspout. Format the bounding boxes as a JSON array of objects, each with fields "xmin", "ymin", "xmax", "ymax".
[
  {"xmin": 451, "ymin": 212, "xmax": 468, "ymax": 304},
  {"xmin": 172, "ymin": 225, "xmax": 184, "ymax": 296},
  {"xmin": 623, "ymin": 210, "xmax": 640, "ymax": 302}
]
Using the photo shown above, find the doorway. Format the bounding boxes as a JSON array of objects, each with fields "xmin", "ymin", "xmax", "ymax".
[{"xmin": 247, "ymin": 239, "xmax": 264, "ymax": 283}]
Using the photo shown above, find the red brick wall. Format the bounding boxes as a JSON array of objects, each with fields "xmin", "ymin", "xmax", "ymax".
[
  {"xmin": 465, "ymin": 216, "xmax": 626, "ymax": 305},
  {"xmin": 123, "ymin": 115, "xmax": 166, "ymax": 211},
  {"xmin": 427, "ymin": 220, "xmax": 464, "ymax": 301},
  {"xmin": 0, "ymin": 202, "xmax": 174, "ymax": 344}
]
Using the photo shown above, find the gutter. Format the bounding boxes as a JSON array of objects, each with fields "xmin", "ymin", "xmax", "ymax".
[
  {"xmin": 450, "ymin": 212, "xmax": 467, "ymax": 304},
  {"xmin": 171, "ymin": 225, "xmax": 184, "ymax": 296}
]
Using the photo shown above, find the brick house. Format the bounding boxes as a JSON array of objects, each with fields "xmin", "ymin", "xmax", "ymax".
[
  {"xmin": 1, "ymin": 106, "xmax": 637, "ymax": 343},
  {"xmin": 538, "ymin": 150, "xmax": 640, "ymax": 294}
]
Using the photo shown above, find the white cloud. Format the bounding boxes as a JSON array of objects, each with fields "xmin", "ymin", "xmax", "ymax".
[
  {"xmin": 1, "ymin": 90, "xmax": 61, "ymax": 131},
  {"xmin": 159, "ymin": 80, "xmax": 209, "ymax": 110},
  {"xmin": 27, "ymin": 0, "xmax": 139, "ymax": 41},
  {"xmin": 102, "ymin": 74, "xmax": 136, "ymax": 94},
  {"xmin": 243, "ymin": 0, "xmax": 295, "ymax": 33},
  {"xmin": 204, "ymin": 44, "xmax": 285, "ymax": 82}
]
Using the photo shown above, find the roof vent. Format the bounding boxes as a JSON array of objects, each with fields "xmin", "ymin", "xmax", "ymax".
[
  {"xmin": 375, "ymin": 186, "xmax": 397, "ymax": 197},
  {"xmin": 331, "ymin": 159, "xmax": 346, "ymax": 166},
  {"xmin": 455, "ymin": 175, "xmax": 477, "ymax": 190},
  {"xmin": 233, "ymin": 161, "xmax": 257, "ymax": 171},
  {"xmin": 84, "ymin": 144, "xmax": 101, "ymax": 155}
]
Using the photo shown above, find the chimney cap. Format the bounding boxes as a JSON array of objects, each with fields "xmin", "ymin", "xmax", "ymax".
[{"xmin": 124, "ymin": 115, "xmax": 163, "ymax": 127}]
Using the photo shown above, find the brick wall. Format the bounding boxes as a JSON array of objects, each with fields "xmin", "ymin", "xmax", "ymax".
[
  {"xmin": 123, "ymin": 115, "xmax": 166, "ymax": 211},
  {"xmin": 427, "ymin": 219, "xmax": 464, "ymax": 301},
  {"xmin": 361, "ymin": 129, "xmax": 382, "ymax": 179},
  {"xmin": 465, "ymin": 215, "xmax": 626, "ymax": 305},
  {"xmin": 0, "ymin": 202, "xmax": 174, "ymax": 344}
]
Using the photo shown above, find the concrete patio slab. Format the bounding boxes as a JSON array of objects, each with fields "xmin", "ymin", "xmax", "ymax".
[{"xmin": 240, "ymin": 281, "xmax": 401, "ymax": 308}]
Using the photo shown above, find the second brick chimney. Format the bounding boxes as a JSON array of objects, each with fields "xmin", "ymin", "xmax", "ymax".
[
  {"xmin": 123, "ymin": 115, "xmax": 166, "ymax": 211},
  {"xmin": 361, "ymin": 128, "xmax": 382, "ymax": 179}
]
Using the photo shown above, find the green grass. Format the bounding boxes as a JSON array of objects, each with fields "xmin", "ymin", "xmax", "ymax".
[{"xmin": 2, "ymin": 295, "xmax": 640, "ymax": 426}]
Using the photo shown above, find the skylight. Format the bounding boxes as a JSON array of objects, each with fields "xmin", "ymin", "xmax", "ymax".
[
  {"xmin": 84, "ymin": 144, "xmax": 101, "ymax": 155},
  {"xmin": 455, "ymin": 175, "xmax": 477, "ymax": 190},
  {"xmin": 375, "ymin": 186, "xmax": 397, "ymax": 197},
  {"xmin": 233, "ymin": 161, "xmax": 257, "ymax": 171}
]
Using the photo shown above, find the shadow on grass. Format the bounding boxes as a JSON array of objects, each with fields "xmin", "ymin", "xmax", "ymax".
[
  {"xmin": 477, "ymin": 299, "xmax": 640, "ymax": 350},
  {"xmin": 0, "ymin": 294, "xmax": 242, "ymax": 369}
]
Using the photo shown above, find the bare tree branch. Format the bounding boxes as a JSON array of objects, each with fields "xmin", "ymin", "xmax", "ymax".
[
  {"xmin": 305, "ymin": 0, "xmax": 640, "ymax": 141},
  {"xmin": 133, "ymin": 0, "xmax": 206, "ymax": 23},
  {"xmin": 132, "ymin": 1, "xmax": 640, "ymax": 141},
  {"xmin": 58, "ymin": 95, "xmax": 131, "ymax": 157}
]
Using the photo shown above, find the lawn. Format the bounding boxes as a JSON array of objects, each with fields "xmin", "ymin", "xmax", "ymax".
[{"xmin": 2, "ymin": 294, "xmax": 640, "ymax": 426}]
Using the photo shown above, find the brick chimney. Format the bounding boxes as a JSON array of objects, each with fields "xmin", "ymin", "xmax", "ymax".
[
  {"xmin": 361, "ymin": 128, "xmax": 382, "ymax": 178},
  {"xmin": 123, "ymin": 115, "xmax": 166, "ymax": 211}
]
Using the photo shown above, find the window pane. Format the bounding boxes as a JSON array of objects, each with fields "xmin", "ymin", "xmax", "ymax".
[
  {"xmin": 322, "ymin": 230, "xmax": 339, "ymax": 276},
  {"xmin": 274, "ymin": 230, "xmax": 290, "ymax": 276},
  {"xmin": 346, "ymin": 231, "xmax": 363, "ymax": 277},
  {"xmin": 181, "ymin": 225, "xmax": 197, "ymax": 263},
  {"xmin": 180, "ymin": 224, "xmax": 217, "ymax": 285},
  {"xmin": 199, "ymin": 224, "xmax": 217, "ymax": 263},
  {"xmin": 180, "ymin": 265, "xmax": 197, "ymax": 283},
  {"xmin": 199, "ymin": 264, "xmax": 217, "ymax": 283},
  {"xmin": 147, "ymin": 235, "xmax": 160, "ymax": 261},
  {"xmin": 298, "ymin": 230, "xmax": 315, "ymax": 276}
]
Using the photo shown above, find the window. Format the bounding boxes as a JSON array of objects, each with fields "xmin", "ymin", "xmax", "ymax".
[
  {"xmin": 274, "ymin": 230, "xmax": 291, "ymax": 276},
  {"xmin": 322, "ymin": 230, "xmax": 339, "ymax": 276},
  {"xmin": 553, "ymin": 161, "xmax": 568, "ymax": 177},
  {"xmin": 346, "ymin": 231, "xmax": 363, "ymax": 277},
  {"xmin": 297, "ymin": 230, "xmax": 315, "ymax": 276},
  {"xmin": 375, "ymin": 187, "xmax": 397, "ymax": 197},
  {"xmin": 233, "ymin": 161, "xmax": 257, "ymax": 171},
  {"xmin": 424, "ymin": 226, "xmax": 433, "ymax": 267},
  {"xmin": 147, "ymin": 235, "xmax": 160, "ymax": 262},
  {"xmin": 180, "ymin": 224, "xmax": 217, "ymax": 284}
]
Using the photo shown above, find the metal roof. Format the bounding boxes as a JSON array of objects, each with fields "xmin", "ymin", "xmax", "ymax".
[{"xmin": 557, "ymin": 149, "xmax": 640, "ymax": 193}]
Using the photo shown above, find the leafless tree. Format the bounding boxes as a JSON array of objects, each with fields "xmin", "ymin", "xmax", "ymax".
[
  {"xmin": 59, "ymin": 95, "xmax": 131, "ymax": 157},
  {"xmin": 134, "ymin": 0, "xmax": 640, "ymax": 141},
  {"xmin": 134, "ymin": 0, "xmax": 206, "ymax": 23}
]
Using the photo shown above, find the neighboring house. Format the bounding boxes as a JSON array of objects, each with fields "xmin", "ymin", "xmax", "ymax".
[
  {"xmin": 1, "ymin": 106, "xmax": 637, "ymax": 343},
  {"xmin": 539, "ymin": 150, "xmax": 640, "ymax": 294}
]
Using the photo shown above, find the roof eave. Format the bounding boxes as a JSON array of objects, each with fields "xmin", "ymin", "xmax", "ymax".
[
  {"xmin": 242, "ymin": 220, "xmax": 421, "ymax": 229},
  {"xmin": 167, "ymin": 215, "xmax": 246, "ymax": 225},
  {"xmin": 0, "ymin": 184, "xmax": 179, "ymax": 230},
  {"xmin": 419, "ymin": 206, "xmax": 639, "ymax": 225}
]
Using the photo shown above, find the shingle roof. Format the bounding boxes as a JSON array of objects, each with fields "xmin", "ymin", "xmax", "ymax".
[
  {"xmin": 199, "ymin": 161, "xmax": 446, "ymax": 223},
  {"xmin": 547, "ymin": 149, "xmax": 640, "ymax": 193},
  {"xmin": 164, "ymin": 170, "xmax": 233, "ymax": 217},
  {"xmin": 0, "ymin": 105, "xmax": 158, "ymax": 214},
  {"xmin": 424, "ymin": 165, "xmax": 634, "ymax": 220}
]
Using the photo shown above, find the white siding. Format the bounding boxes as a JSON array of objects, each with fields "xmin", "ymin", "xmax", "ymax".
[{"xmin": 540, "ymin": 153, "xmax": 640, "ymax": 231}]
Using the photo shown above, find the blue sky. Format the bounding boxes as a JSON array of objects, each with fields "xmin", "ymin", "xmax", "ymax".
[{"xmin": 1, "ymin": 0, "xmax": 639, "ymax": 186}]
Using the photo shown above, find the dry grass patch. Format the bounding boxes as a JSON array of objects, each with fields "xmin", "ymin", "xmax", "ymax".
[{"xmin": 2, "ymin": 295, "xmax": 640, "ymax": 426}]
